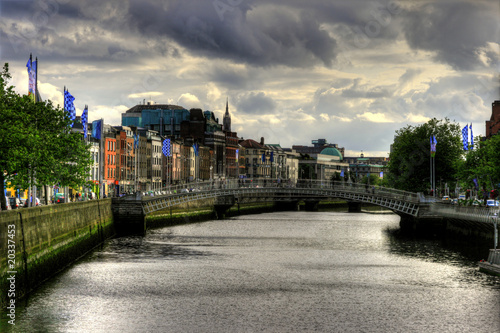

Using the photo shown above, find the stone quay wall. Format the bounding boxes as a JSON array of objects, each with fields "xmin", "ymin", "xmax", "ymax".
[{"xmin": 0, "ymin": 199, "xmax": 115, "ymax": 307}]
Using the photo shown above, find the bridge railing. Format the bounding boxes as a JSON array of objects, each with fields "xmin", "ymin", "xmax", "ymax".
[
  {"xmin": 430, "ymin": 202, "xmax": 500, "ymax": 224},
  {"xmin": 143, "ymin": 179, "xmax": 419, "ymax": 203}
]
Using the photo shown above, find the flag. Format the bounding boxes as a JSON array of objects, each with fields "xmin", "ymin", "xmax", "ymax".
[
  {"xmin": 262, "ymin": 153, "xmax": 265, "ymax": 163},
  {"xmin": 162, "ymin": 139, "xmax": 171, "ymax": 157},
  {"xmin": 236, "ymin": 149, "xmax": 239, "ymax": 160},
  {"xmin": 470, "ymin": 124, "xmax": 474, "ymax": 149},
  {"xmin": 430, "ymin": 135, "xmax": 437, "ymax": 157},
  {"xmin": 92, "ymin": 119, "xmax": 102, "ymax": 140},
  {"xmin": 81, "ymin": 106, "xmax": 88, "ymax": 139},
  {"xmin": 270, "ymin": 151, "xmax": 274, "ymax": 163},
  {"xmin": 133, "ymin": 134, "xmax": 139, "ymax": 149},
  {"xmin": 192, "ymin": 143, "xmax": 199, "ymax": 157},
  {"xmin": 473, "ymin": 178, "xmax": 479, "ymax": 190},
  {"xmin": 64, "ymin": 89, "xmax": 76, "ymax": 127},
  {"xmin": 26, "ymin": 56, "xmax": 36, "ymax": 102},
  {"xmin": 462, "ymin": 125, "xmax": 468, "ymax": 151},
  {"xmin": 380, "ymin": 171, "xmax": 384, "ymax": 179},
  {"xmin": 340, "ymin": 169, "xmax": 344, "ymax": 177}
]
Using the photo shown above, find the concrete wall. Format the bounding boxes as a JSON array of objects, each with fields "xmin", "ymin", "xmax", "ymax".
[{"xmin": 0, "ymin": 200, "xmax": 115, "ymax": 307}]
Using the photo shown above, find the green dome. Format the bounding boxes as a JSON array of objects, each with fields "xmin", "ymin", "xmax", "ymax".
[{"xmin": 320, "ymin": 147, "xmax": 342, "ymax": 160}]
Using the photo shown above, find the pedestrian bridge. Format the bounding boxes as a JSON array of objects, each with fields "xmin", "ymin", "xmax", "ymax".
[
  {"xmin": 139, "ymin": 179, "xmax": 422, "ymax": 216},
  {"xmin": 111, "ymin": 179, "xmax": 498, "ymax": 236}
]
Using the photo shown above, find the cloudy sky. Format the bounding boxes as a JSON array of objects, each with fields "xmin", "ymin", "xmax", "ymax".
[{"xmin": 0, "ymin": 0, "xmax": 498, "ymax": 156}]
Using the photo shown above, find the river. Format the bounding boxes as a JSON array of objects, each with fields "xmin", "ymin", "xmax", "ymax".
[{"xmin": 2, "ymin": 211, "xmax": 500, "ymax": 332}]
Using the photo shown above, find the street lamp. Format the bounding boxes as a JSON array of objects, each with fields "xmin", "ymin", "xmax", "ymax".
[{"xmin": 492, "ymin": 212, "xmax": 498, "ymax": 251}]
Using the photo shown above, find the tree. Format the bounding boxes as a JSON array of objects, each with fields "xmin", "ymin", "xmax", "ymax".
[
  {"xmin": 457, "ymin": 134, "xmax": 500, "ymax": 192},
  {"xmin": 386, "ymin": 118, "xmax": 462, "ymax": 193},
  {"xmin": 0, "ymin": 64, "xmax": 92, "ymax": 210}
]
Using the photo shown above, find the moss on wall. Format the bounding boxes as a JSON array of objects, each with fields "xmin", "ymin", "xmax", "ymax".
[{"xmin": 0, "ymin": 200, "xmax": 115, "ymax": 307}]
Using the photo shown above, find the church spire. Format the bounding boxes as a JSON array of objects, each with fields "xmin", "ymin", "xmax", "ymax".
[{"xmin": 223, "ymin": 97, "xmax": 231, "ymax": 132}]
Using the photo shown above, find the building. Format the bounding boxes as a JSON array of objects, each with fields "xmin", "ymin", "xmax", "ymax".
[
  {"xmin": 140, "ymin": 129, "xmax": 162, "ymax": 192},
  {"xmin": 486, "ymin": 100, "xmax": 500, "ymax": 139},
  {"xmin": 114, "ymin": 126, "xmax": 135, "ymax": 194},
  {"xmin": 298, "ymin": 147, "xmax": 349, "ymax": 181},
  {"xmin": 122, "ymin": 102, "xmax": 189, "ymax": 138},
  {"xmin": 292, "ymin": 139, "xmax": 345, "ymax": 158},
  {"xmin": 204, "ymin": 111, "xmax": 226, "ymax": 178},
  {"xmin": 266, "ymin": 144, "xmax": 287, "ymax": 179},
  {"xmin": 240, "ymin": 137, "xmax": 271, "ymax": 179},
  {"xmin": 103, "ymin": 126, "xmax": 117, "ymax": 197}
]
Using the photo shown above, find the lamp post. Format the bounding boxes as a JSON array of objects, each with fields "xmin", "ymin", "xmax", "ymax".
[{"xmin": 492, "ymin": 212, "xmax": 498, "ymax": 251}]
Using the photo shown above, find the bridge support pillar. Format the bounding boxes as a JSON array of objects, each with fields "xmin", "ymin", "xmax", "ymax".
[
  {"xmin": 112, "ymin": 194, "xmax": 145, "ymax": 236},
  {"xmin": 274, "ymin": 201, "xmax": 300, "ymax": 211},
  {"xmin": 214, "ymin": 195, "xmax": 235, "ymax": 219},
  {"xmin": 347, "ymin": 201, "xmax": 362, "ymax": 212},
  {"xmin": 304, "ymin": 200, "xmax": 319, "ymax": 212}
]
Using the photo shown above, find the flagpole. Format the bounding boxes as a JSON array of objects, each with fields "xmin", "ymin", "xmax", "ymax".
[
  {"xmin": 100, "ymin": 118, "xmax": 104, "ymax": 198},
  {"xmin": 35, "ymin": 56, "xmax": 38, "ymax": 102}
]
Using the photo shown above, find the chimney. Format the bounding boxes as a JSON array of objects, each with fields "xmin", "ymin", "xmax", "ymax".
[{"xmin": 260, "ymin": 137, "xmax": 265, "ymax": 145}]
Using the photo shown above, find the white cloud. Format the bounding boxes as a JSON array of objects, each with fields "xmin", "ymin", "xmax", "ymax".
[
  {"xmin": 128, "ymin": 91, "xmax": 164, "ymax": 99},
  {"xmin": 356, "ymin": 112, "xmax": 395, "ymax": 123},
  {"xmin": 177, "ymin": 93, "xmax": 201, "ymax": 109}
]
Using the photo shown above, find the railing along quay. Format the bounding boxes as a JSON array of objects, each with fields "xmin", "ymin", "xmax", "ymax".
[{"xmin": 430, "ymin": 202, "xmax": 500, "ymax": 224}]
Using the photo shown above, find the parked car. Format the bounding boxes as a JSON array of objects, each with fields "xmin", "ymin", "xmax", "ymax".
[
  {"xmin": 442, "ymin": 196, "xmax": 450, "ymax": 203},
  {"xmin": 486, "ymin": 199, "xmax": 499, "ymax": 207},
  {"xmin": 24, "ymin": 197, "xmax": 40, "ymax": 207},
  {"xmin": 9, "ymin": 197, "xmax": 21, "ymax": 209},
  {"xmin": 54, "ymin": 193, "xmax": 65, "ymax": 204}
]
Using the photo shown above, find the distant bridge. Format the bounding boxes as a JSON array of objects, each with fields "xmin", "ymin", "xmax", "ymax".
[
  {"xmin": 112, "ymin": 179, "xmax": 498, "ymax": 237},
  {"xmin": 140, "ymin": 180, "xmax": 422, "ymax": 216}
]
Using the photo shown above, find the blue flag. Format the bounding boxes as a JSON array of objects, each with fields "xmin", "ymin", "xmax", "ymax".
[
  {"xmin": 26, "ymin": 57, "xmax": 36, "ymax": 101},
  {"xmin": 64, "ymin": 89, "xmax": 76, "ymax": 127},
  {"xmin": 81, "ymin": 106, "xmax": 88, "ymax": 139},
  {"xmin": 162, "ymin": 139, "xmax": 171, "ymax": 157},
  {"xmin": 340, "ymin": 169, "xmax": 344, "ymax": 177},
  {"xmin": 462, "ymin": 125, "xmax": 468, "ymax": 151},
  {"xmin": 270, "ymin": 151, "xmax": 274, "ymax": 163},
  {"xmin": 134, "ymin": 134, "xmax": 139, "ymax": 149},
  {"xmin": 92, "ymin": 119, "xmax": 102, "ymax": 140},
  {"xmin": 262, "ymin": 153, "xmax": 265, "ymax": 163},
  {"xmin": 430, "ymin": 135, "xmax": 437, "ymax": 157},
  {"xmin": 192, "ymin": 143, "xmax": 199, "ymax": 157}
]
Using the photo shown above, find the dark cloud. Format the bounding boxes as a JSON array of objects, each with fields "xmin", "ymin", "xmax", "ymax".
[
  {"xmin": 402, "ymin": 1, "xmax": 499, "ymax": 71},
  {"xmin": 236, "ymin": 91, "xmax": 277, "ymax": 114},
  {"xmin": 116, "ymin": 0, "xmax": 339, "ymax": 68}
]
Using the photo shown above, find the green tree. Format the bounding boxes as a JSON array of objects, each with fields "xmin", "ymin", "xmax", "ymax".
[
  {"xmin": 457, "ymin": 134, "xmax": 500, "ymax": 192},
  {"xmin": 0, "ymin": 64, "xmax": 91, "ymax": 210},
  {"xmin": 386, "ymin": 118, "xmax": 462, "ymax": 193}
]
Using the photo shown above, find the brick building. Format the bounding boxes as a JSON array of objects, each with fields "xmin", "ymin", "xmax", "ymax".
[{"xmin": 486, "ymin": 100, "xmax": 500, "ymax": 139}]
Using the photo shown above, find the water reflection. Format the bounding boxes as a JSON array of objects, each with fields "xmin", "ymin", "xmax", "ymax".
[
  {"xmin": 2, "ymin": 211, "xmax": 499, "ymax": 333},
  {"xmin": 384, "ymin": 227, "xmax": 500, "ymax": 288}
]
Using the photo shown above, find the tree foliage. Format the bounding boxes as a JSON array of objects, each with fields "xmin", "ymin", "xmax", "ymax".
[
  {"xmin": 0, "ymin": 64, "xmax": 91, "ymax": 210},
  {"xmin": 457, "ymin": 134, "xmax": 500, "ymax": 191},
  {"xmin": 386, "ymin": 118, "xmax": 462, "ymax": 193}
]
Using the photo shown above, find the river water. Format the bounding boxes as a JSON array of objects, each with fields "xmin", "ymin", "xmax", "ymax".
[{"xmin": 3, "ymin": 211, "xmax": 500, "ymax": 332}]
